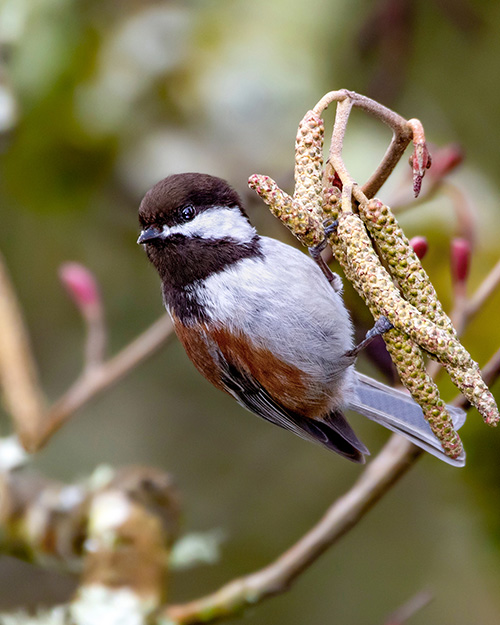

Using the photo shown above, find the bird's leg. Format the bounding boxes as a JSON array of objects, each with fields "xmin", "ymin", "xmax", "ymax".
[
  {"xmin": 345, "ymin": 316, "xmax": 393, "ymax": 358},
  {"xmin": 308, "ymin": 219, "xmax": 342, "ymax": 290}
]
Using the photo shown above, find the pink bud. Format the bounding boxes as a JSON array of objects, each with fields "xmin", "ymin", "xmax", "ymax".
[
  {"xmin": 409, "ymin": 236, "xmax": 428, "ymax": 260},
  {"xmin": 450, "ymin": 238, "xmax": 471, "ymax": 285},
  {"xmin": 410, "ymin": 142, "xmax": 432, "ymax": 198},
  {"xmin": 59, "ymin": 262, "xmax": 100, "ymax": 316}
]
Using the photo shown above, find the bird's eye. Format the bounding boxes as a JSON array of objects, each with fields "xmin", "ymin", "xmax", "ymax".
[{"xmin": 180, "ymin": 205, "xmax": 196, "ymax": 221}]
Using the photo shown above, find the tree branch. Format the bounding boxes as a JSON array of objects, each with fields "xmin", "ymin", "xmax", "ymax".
[
  {"xmin": 35, "ymin": 315, "xmax": 174, "ymax": 451},
  {"xmin": 313, "ymin": 89, "xmax": 415, "ymax": 198},
  {"xmin": 384, "ymin": 589, "xmax": 433, "ymax": 625},
  {"xmin": 164, "ymin": 344, "xmax": 500, "ymax": 624},
  {"xmin": 0, "ymin": 252, "xmax": 47, "ymax": 446},
  {"xmin": 165, "ymin": 437, "xmax": 421, "ymax": 624}
]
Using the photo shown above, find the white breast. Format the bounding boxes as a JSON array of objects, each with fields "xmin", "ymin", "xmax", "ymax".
[{"xmin": 192, "ymin": 237, "xmax": 355, "ymax": 394}]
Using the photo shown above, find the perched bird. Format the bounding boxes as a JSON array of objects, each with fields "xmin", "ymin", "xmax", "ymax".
[{"xmin": 138, "ymin": 173, "xmax": 465, "ymax": 466}]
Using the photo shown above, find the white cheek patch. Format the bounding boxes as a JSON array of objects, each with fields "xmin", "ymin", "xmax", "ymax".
[{"xmin": 162, "ymin": 207, "xmax": 256, "ymax": 243}]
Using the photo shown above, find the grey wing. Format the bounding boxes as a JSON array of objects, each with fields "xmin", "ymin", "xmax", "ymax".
[
  {"xmin": 217, "ymin": 354, "xmax": 368, "ymax": 463},
  {"xmin": 349, "ymin": 372, "xmax": 466, "ymax": 467},
  {"xmin": 209, "ymin": 237, "xmax": 355, "ymax": 385}
]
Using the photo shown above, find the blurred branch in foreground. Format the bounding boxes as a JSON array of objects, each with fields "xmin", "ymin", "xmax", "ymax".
[
  {"xmin": 384, "ymin": 589, "xmax": 433, "ymax": 625},
  {"xmin": 0, "ymin": 251, "xmax": 47, "ymax": 447},
  {"xmin": 0, "ymin": 255, "xmax": 174, "ymax": 452},
  {"xmin": 0, "ymin": 463, "xmax": 180, "ymax": 622}
]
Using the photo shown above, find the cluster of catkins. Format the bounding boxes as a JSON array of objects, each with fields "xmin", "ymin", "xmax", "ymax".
[{"xmin": 249, "ymin": 102, "xmax": 498, "ymax": 459}]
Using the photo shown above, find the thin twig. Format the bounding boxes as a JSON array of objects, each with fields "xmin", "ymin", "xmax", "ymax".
[
  {"xmin": 34, "ymin": 315, "xmax": 174, "ymax": 451},
  {"xmin": 82, "ymin": 303, "xmax": 107, "ymax": 374},
  {"xmin": 0, "ymin": 251, "xmax": 173, "ymax": 453},
  {"xmin": 0, "ymin": 250, "xmax": 174, "ymax": 452},
  {"xmin": 480, "ymin": 346, "xmax": 500, "ymax": 388},
  {"xmin": 428, "ymin": 257, "xmax": 500, "ymax": 382},
  {"xmin": 314, "ymin": 89, "xmax": 414, "ymax": 198},
  {"xmin": 165, "ymin": 436, "xmax": 421, "ymax": 625},
  {"xmin": 466, "ymin": 259, "xmax": 500, "ymax": 321},
  {"xmin": 59, "ymin": 262, "xmax": 108, "ymax": 372},
  {"xmin": 327, "ymin": 97, "xmax": 355, "ymax": 183},
  {"xmin": 384, "ymin": 589, "xmax": 433, "ymax": 625}
]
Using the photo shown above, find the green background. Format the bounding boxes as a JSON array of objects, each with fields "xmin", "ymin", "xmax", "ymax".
[{"xmin": 1, "ymin": 0, "xmax": 500, "ymax": 622}]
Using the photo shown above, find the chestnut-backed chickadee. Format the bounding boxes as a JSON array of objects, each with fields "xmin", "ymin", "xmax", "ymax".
[{"xmin": 138, "ymin": 173, "xmax": 465, "ymax": 466}]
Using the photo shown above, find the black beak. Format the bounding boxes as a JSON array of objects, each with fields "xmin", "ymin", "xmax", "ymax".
[{"xmin": 137, "ymin": 226, "xmax": 163, "ymax": 244}]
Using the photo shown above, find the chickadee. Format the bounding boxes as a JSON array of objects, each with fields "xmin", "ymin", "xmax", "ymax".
[{"xmin": 138, "ymin": 173, "xmax": 465, "ymax": 466}]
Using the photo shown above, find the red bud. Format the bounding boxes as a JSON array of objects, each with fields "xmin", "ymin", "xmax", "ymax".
[
  {"xmin": 410, "ymin": 142, "xmax": 432, "ymax": 198},
  {"xmin": 450, "ymin": 238, "xmax": 471, "ymax": 285},
  {"xmin": 409, "ymin": 236, "xmax": 428, "ymax": 260},
  {"xmin": 59, "ymin": 262, "xmax": 101, "ymax": 318},
  {"xmin": 407, "ymin": 119, "xmax": 432, "ymax": 198}
]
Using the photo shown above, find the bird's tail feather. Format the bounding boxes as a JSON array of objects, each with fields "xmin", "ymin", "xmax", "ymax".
[{"xmin": 348, "ymin": 372, "xmax": 466, "ymax": 467}]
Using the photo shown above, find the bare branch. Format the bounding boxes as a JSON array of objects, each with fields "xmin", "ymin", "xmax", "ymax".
[
  {"xmin": 59, "ymin": 262, "xmax": 107, "ymax": 372},
  {"xmin": 479, "ymin": 346, "xmax": 500, "ymax": 390},
  {"xmin": 314, "ymin": 89, "xmax": 415, "ymax": 198},
  {"xmin": 384, "ymin": 589, "xmax": 433, "ymax": 625},
  {"xmin": 0, "ymin": 247, "xmax": 173, "ymax": 454},
  {"xmin": 165, "ymin": 436, "xmax": 422, "ymax": 624},
  {"xmin": 0, "ymin": 246, "xmax": 174, "ymax": 452},
  {"xmin": 429, "ymin": 257, "xmax": 500, "ymax": 368},
  {"xmin": 466, "ymin": 259, "xmax": 500, "ymax": 321},
  {"xmin": 34, "ymin": 315, "xmax": 174, "ymax": 451},
  {"xmin": 164, "ymin": 343, "xmax": 500, "ymax": 624},
  {"xmin": 0, "ymin": 251, "xmax": 46, "ymax": 449}
]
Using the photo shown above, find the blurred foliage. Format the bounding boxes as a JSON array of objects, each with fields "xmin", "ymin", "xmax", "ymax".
[{"xmin": 1, "ymin": 0, "xmax": 500, "ymax": 623}]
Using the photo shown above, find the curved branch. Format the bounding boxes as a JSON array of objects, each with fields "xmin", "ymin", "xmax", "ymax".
[
  {"xmin": 164, "ymin": 349, "xmax": 500, "ymax": 625},
  {"xmin": 314, "ymin": 89, "xmax": 414, "ymax": 198}
]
